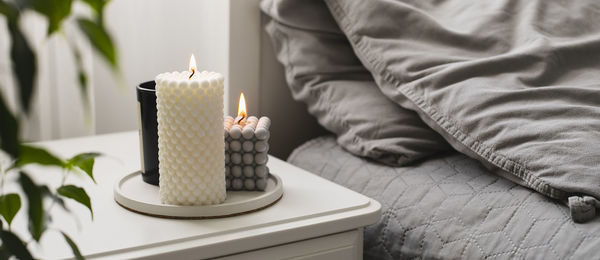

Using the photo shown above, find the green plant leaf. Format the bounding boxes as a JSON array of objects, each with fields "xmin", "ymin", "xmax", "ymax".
[
  {"xmin": 77, "ymin": 18, "xmax": 117, "ymax": 69},
  {"xmin": 32, "ymin": 0, "xmax": 73, "ymax": 35},
  {"xmin": 0, "ymin": 1, "xmax": 18, "ymax": 22},
  {"xmin": 61, "ymin": 232, "xmax": 84, "ymax": 260},
  {"xmin": 0, "ymin": 229, "xmax": 34, "ymax": 260},
  {"xmin": 57, "ymin": 185, "xmax": 92, "ymax": 219},
  {"xmin": 0, "ymin": 92, "xmax": 19, "ymax": 158},
  {"xmin": 7, "ymin": 21, "xmax": 37, "ymax": 114},
  {"xmin": 18, "ymin": 172, "xmax": 45, "ymax": 242},
  {"xmin": 67, "ymin": 152, "xmax": 100, "ymax": 182},
  {"xmin": 0, "ymin": 193, "xmax": 21, "ymax": 226},
  {"xmin": 79, "ymin": 0, "xmax": 105, "ymax": 15},
  {"xmin": 71, "ymin": 46, "xmax": 91, "ymax": 115},
  {"xmin": 59, "ymin": 232, "xmax": 85, "ymax": 260},
  {"xmin": 0, "ymin": 245, "xmax": 12, "ymax": 260},
  {"xmin": 17, "ymin": 145, "xmax": 66, "ymax": 168},
  {"xmin": 40, "ymin": 186, "xmax": 70, "ymax": 213}
]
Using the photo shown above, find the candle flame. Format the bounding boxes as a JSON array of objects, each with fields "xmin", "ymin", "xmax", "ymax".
[
  {"xmin": 188, "ymin": 54, "xmax": 197, "ymax": 79},
  {"xmin": 237, "ymin": 93, "xmax": 247, "ymax": 119}
]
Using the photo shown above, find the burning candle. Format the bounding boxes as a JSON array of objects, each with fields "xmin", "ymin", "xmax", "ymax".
[
  {"xmin": 224, "ymin": 93, "xmax": 271, "ymax": 191},
  {"xmin": 155, "ymin": 54, "xmax": 226, "ymax": 205}
]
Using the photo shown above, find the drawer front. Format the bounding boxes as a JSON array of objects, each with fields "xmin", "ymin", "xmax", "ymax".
[{"xmin": 215, "ymin": 229, "xmax": 363, "ymax": 260}]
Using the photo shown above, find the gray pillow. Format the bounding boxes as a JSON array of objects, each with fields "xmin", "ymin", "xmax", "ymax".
[
  {"xmin": 261, "ymin": 0, "xmax": 450, "ymax": 166},
  {"xmin": 325, "ymin": 0, "xmax": 600, "ymax": 221}
]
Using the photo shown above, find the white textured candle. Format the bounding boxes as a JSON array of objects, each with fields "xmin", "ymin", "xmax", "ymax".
[{"xmin": 155, "ymin": 70, "xmax": 226, "ymax": 205}]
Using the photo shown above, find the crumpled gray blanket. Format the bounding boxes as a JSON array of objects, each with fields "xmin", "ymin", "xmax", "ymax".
[
  {"xmin": 261, "ymin": 0, "xmax": 452, "ymax": 166},
  {"xmin": 289, "ymin": 136, "xmax": 600, "ymax": 259},
  {"xmin": 323, "ymin": 0, "xmax": 600, "ymax": 222}
]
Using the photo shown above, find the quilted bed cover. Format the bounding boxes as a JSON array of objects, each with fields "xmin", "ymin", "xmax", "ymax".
[{"xmin": 288, "ymin": 136, "xmax": 600, "ymax": 259}]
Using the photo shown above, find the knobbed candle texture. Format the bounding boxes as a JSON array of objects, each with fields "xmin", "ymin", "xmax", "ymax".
[
  {"xmin": 224, "ymin": 116, "xmax": 271, "ymax": 191},
  {"xmin": 156, "ymin": 71, "xmax": 226, "ymax": 205}
]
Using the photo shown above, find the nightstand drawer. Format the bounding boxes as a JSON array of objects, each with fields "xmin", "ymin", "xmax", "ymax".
[{"xmin": 216, "ymin": 229, "xmax": 363, "ymax": 260}]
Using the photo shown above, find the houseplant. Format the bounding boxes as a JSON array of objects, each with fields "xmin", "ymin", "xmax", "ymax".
[{"xmin": 0, "ymin": 0, "xmax": 119, "ymax": 259}]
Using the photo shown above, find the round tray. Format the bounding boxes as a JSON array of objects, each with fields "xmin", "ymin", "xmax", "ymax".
[{"xmin": 114, "ymin": 171, "xmax": 283, "ymax": 219}]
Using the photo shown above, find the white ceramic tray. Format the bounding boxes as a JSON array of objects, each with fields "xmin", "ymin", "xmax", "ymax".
[{"xmin": 114, "ymin": 171, "xmax": 283, "ymax": 219}]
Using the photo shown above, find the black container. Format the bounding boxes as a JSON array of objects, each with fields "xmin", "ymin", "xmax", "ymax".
[{"xmin": 136, "ymin": 81, "xmax": 159, "ymax": 185}]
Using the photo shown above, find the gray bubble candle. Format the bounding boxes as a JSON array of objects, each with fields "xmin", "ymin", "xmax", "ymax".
[{"xmin": 224, "ymin": 93, "xmax": 270, "ymax": 191}]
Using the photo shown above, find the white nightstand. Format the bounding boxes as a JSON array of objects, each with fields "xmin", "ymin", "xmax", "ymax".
[{"xmin": 12, "ymin": 131, "xmax": 381, "ymax": 259}]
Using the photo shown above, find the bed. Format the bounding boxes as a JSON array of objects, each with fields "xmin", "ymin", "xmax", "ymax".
[
  {"xmin": 288, "ymin": 136, "xmax": 600, "ymax": 259},
  {"xmin": 246, "ymin": 0, "xmax": 600, "ymax": 258}
]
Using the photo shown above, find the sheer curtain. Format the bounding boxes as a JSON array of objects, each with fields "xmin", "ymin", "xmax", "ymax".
[
  {"xmin": 0, "ymin": 0, "xmax": 230, "ymax": 142},
  {"xmin": 0, "ymin": 11, "xmax": 90, "ymax": 142}
]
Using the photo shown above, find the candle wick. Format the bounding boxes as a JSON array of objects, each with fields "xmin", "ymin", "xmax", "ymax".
[
  {"xmin": 234, "ymin": 115, "xmax": 246, "ymax": 126},
  {"xmin": 189, "ymin": 69, "xmax": 195, "ymax": 79}
]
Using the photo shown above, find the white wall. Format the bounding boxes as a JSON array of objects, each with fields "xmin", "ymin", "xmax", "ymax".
[
  {"xmin": 0, "ymin": 0, "xmax": 235, "ymax": 141},
  {"xmin": 93, "ymin": 0, "xmax": 231, "ymax": 135},
  {"xmin": 1, "ymin": 0, "xmax": 326, "ymax": 158}
]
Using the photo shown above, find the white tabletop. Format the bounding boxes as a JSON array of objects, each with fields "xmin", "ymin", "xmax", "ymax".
[{"xmin": 7, "ymin": 131, "xmax": 380, "ymax": 259}]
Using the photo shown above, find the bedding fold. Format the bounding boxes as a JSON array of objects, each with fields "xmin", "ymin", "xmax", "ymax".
[
  {"xmin": 261, "ymin": 0, "xmax": 451, "ymax": 166},
  {"xmin": 324, "ymin": 0, "xmax": 600, "ymax": 222}
]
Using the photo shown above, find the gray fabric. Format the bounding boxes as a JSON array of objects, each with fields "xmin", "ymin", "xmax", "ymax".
[
  {"xmin": 324, "ymin": 0, "xmax": 600, "ymax": 221},
  {"xmin": 569, "ymin": 196, "xmax": 600, "ymax": 223},
  {"xmin": 289, "ymin": 136, "xmax": 600, "ymax": 259},
  {"xmin": 261, "ymin": 0, "xmax": 450, "ymax": 166}
]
